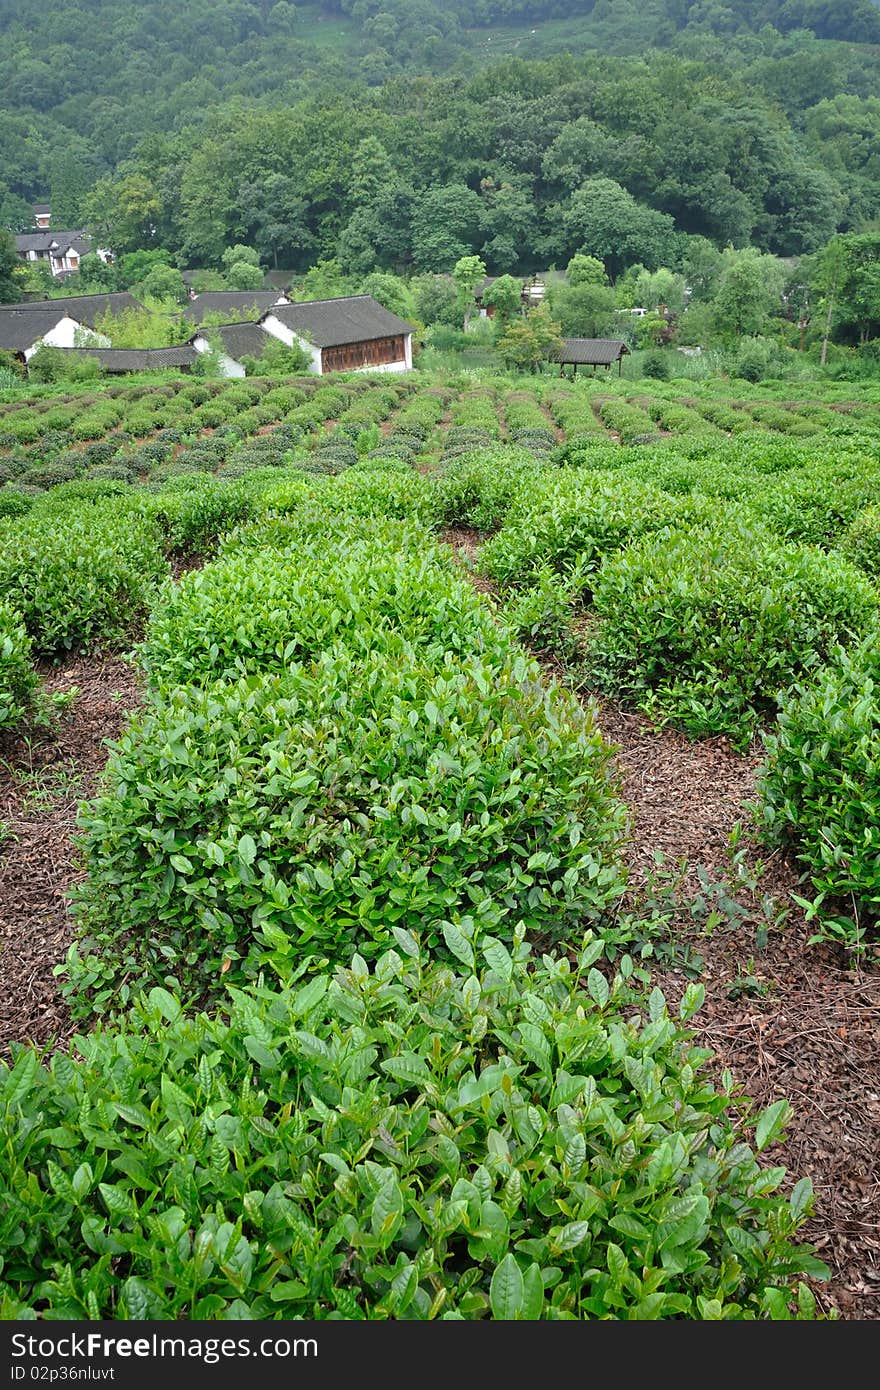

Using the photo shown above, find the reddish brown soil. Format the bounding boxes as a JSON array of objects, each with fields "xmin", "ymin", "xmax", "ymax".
[{"xmin": 0, "ymin": 655, "xmax": 141, "ymax": 1056}]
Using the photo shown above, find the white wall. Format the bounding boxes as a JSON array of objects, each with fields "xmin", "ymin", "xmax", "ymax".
[
  {"xmin": 22, "ymin": 317, "xmax": 108, "ymax": 360},
  {"xmin": 261, "ymin": 316, "xmax": 322, "ymax": 372},
  {"xmin": 191, "ymin": 336, "xmax": 247, "ymax": 378}
]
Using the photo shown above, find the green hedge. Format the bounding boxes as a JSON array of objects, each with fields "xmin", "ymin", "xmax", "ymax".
[
  {"xmin": 759, "ymin": 640, "xmax": 880, "ymax": 938},
  {"xmin": 1, "ymin": 939, "xmax": 828, "ymax": 1319},
  {"xmin": 70, "ymin": 637, "xmax": 626, "ymax": 1008},
  {"xmin": 0, "ymin": 602, "xmax": 38, "ymax": 733},
  {"xmin": 0, "ymin": 505, "xmax": 167, "ymax": 654},
  {"xmin": 587, "ymin": 522, "xmax": 877, "ymax": 748}
]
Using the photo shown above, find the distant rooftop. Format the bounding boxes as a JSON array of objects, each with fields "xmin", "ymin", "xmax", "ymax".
[{"xmin": 268, "ymin": 296, "xmax": 413, "ymax": 348}]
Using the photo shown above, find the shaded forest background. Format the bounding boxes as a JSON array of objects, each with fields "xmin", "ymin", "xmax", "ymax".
[{"xmin": 2, "ymin": 0, "xmax": 880, "ymax": 276}]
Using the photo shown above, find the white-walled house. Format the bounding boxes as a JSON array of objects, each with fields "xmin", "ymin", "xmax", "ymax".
[
  {"xmin": 261, "ymin": 296, "xmax": 413, "ymax": 374},
  {"xmin": 189, "ymin": 321, "xmax": 269, "ymax": 377},
  {"xmin": 0, "ymin": 307, "xmax": 109, "ymax": 363},
  {"xmin": 182, "ymin": 291, "xmax": 288, "ymax": 326}
]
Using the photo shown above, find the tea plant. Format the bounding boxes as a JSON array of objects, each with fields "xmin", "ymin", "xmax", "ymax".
[
  {"xmin": 587, "ymin": 521, "xmax": 877, "ymax": 748},
  {"xmin": 69, "ymin": 640, "xmax": 627, "ymax": 1009},
  {"xmin": 3, "ymin": 935, "xmax": 829, "ymax": 1319}
]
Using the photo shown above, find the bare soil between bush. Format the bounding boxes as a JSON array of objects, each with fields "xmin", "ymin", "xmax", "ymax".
[
  {"xmin": 0, "ymin": 555, "xmax": 878, "ymax": 1318},
  {"xmin": 0, "ymin": 655, "xmax": 141, "ymax": 1057}
]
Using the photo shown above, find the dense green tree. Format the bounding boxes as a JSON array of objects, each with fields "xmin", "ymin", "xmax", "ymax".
[
  {"xmin": 411, "ymin": 185, "xmax": 484, "ymax": 272},
  {"xmin": 711, "ymin": 247, "xmax": 787, "ymax": 338},
  {"xmin": 549, "ymin": 280, "xmax": 618, "ymax": 338},
  {"xmin": 557, "ymin": 178, "xmax": 678, "ymax": 277},
  {"xmin": 496, "ymin": 303, "xmax": 563, "ymax": 373},
  {"xmin": 0, "ymin": 228, "xmax": 21, "ymax": 303},
  {"xmin": 139, "ymin": 261, "xmax": 187, "ymax": 303},
  {"xmin": 453, "ymin": 254, "xmax": 488, "ymax": 328},
  {"xmin": 484, "ymin": 273, "xmax": 523, "ymax": 326},
  {"xmin": 411, "ymin": 273, "xmax": 460, "ymax": 327},
  {"xmin": 359, "ymin": 271, "xmax": 415, "ymax": 321},
  {"xmin": 566, "ymin": 253, "xmax": 608, "ymax": 287},
  {"xmin": 225, "ymin": 260, "xmax": 266, "ymax": 291}
]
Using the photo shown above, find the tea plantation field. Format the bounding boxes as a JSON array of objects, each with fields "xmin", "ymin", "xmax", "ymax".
[{"xmin": 0, "ymin": 368, "xmax": 878, "ymax": 1320}]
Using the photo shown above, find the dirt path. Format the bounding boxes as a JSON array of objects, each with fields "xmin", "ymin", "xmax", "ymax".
[{"xmin": 0, "ymin": 655, "xmax": 141, "ymax": 1056}]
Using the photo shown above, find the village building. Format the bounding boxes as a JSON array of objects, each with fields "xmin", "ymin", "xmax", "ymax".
[
  {"xmin": 189, "ymin": 322, "xmax": 270, "ymax": 377},
  {"xmin": 6, "ymin": 291, "xmax": 143, "ymax": 331},
  {"xmin": 555, "ymin": 337, "xmax": 630, "ymax": 376},
  {"xmin": 15, "ymin": 230, "xmax": 94, "ymax": 278},
  {"xmin": 32, "ymin": 203, "xmax": 51, "ymax": 230},
  {"xmin": 51, "ymin": 346, "xmax": 199, "ymax": 375},
  {"xmin": 182, "ymin": 290, "xmax": 287, "ymax": 325},
  {"xmin": 261, "ymin": 296, "xmax": 413, "ymax": 374},
  {"xmin": 0, "ymin": 305, "xmax": 110, "ymax": 364}
]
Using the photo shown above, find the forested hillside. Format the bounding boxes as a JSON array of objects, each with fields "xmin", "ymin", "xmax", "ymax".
[{"xmin": 2, "ymin": 0, "xmax": 880, "ymax": 265}]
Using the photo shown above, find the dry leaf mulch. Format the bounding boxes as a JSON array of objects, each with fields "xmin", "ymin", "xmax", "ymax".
[{"xmin": 0, "ymin": 654, "xmax": 141, "ymax": 1057}]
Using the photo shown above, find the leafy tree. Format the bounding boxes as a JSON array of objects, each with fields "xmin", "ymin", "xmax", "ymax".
[
  {"xmin": 411, "ymin": 273, "xmax": 460, "ymax": 328},
  {"xmin": 558, "ymin": 178, "xmax": 678, "ymax": 278},
  {"xmin": 73, "ymin": 254, "xmax": 121, "ymax": 293},
  {"xmin": 116, "ymin": 248, "xmax": 174, "ymax": 286},
  {"xmin": 484, "ymin": 274, "xmax": 522, "ymax": 327},
  {"xmin": 550, "ymin": 280, "xmax": 618, "ymax": 338},
  {"xmin": 83, "ymin": 173, "xmax": 163, "ymax": 254},
  {"xmin": 139, "ymin": 262, "xmax": 187, "ymax": 304},
  {"xmin": 711, "ymin": 247, "xmax": 787, "ymax": 338},
  {"xmin": 567, "ymin": 253, "xmax": 607, "ymax": 287},
  {"xmin": 221, "ymin": 244, "xmax": 261, "ymax": 274},
  {"xmin": 496, "ymin": 304, "xmax": 563, "ymax": 373},
  {"xmin": 411, "ymin": 185, "xmax": 484, "ymax": 272},
  {"xmin": 359, "ymin": 272, "xmax": 415, "ymax": 321},
  {"xmin": 0, "ymin": 229, "xmax": 22, "ymax": 303},
  {"xmin": 453, "ymin": 254, "xmax": 487, "ymax": 328},
  {"xmin": 225, "ymin": 261, "xmax": 266, "ymax": 291},
  {"xmin": 297, "ymin": 259, "xmax": 351, "ymax": 301},
  {"xmin": 235, "ymin": 174, "xmax": 313, "ymax": 269}
]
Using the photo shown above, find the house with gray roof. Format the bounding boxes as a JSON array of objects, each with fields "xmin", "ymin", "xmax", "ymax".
[
  {"xmin": 182, "ymin": 290, "xmax": 287, "ymax": 325},
  {"xmin": 19, "ymin": 291, "xmax": 143, "ymax": 327},
  {"xmin": 16, "ymin": 230, "xmax": 95, "ymax": 278},
  {"xmin": 47, "ymin": 346, "xmax": 198, "ymax": 375},
  {"xmin": 0, "ymin": 305, "xmax": 110, "ymax": 363},
  {"xmin": 262, "ymin": 296, "xmax": 414, "ymax": 374},
  {"xmin": 189, "ymin": 321, "xmax": 270, "ymax": 377}
]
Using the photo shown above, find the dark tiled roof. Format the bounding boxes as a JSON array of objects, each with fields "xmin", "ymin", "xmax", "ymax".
[
  {"xmin": 15, "ymin": 229, "xmax": 92, "ymax": 255},
  {"xmin": 19, "ymin": 292, "xmax": 142, "ymax": 327},
  {"xmin": 32, "ymin": 203, "xmax": 50, "ymax": 214},
  {"xmin": 50, "ymin": 346, "xmax": 198, "ymax": 372},
  {"xmin": 267, "ymin": 296, "xmax": 413, "ymax": 348},
  {"xmin": 182, "ymin": 291, "xmax": 281, "ymax": 323},
  {"xmin": 15, "ymin": 233, "xmax": 55, "ymax": 253},
  {"xmin": 192, "ymin": 322, "xmax": 269, "ymax": 359},
  {"xmin": 474, "ymin": 276, "xmax": 497, "ymax": 301},
  {"xmin": 0, "ymin": 308, "xmax": 67, "ymax": 352},
  {"xmin": 556, "ymin": 337, "xmax": 630, "ymax": 365}
]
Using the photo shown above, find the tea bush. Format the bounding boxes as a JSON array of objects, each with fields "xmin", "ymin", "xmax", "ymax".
[
  {"xmin": 0, "ymin": 506, "xmax": 167, "ymax": 654},
  {"xmin": 840, "ymin": 505, "xmax": 880, "ymax": 580},
  {"xmin": 1, "ymin": 939, "xmax": 828, "ymax": 1319},
  {"xmin": 71, "ymin": 641, "xmax": 626, "ymax": 1004},
  {"xmin": 0, "ymin": 602, "xmax": 38, "ymax": 732},
  {"xmin": 587, "ymin": 522, "xmax": 877, "ymax": 747},
  {"xmin": 759, "ymin": 640, "xmax": 880, "ymax": 936},
  {"xmin": 480, "ymin": 475, "xmax": 706, "ymax": 591},
  {"xmin": 140, "ymin": 522, "xmax": 506, "ymax": 689}
]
